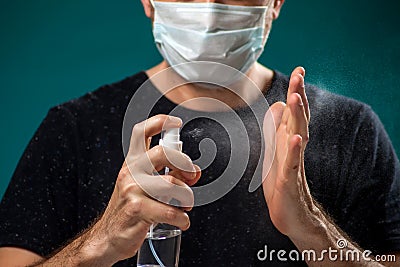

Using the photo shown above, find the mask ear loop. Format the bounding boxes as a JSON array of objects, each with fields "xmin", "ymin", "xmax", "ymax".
[
  {"xmin": 149, "ymin": 0, "xmax": 157, "ymax": 23},
  {"xmin": 266, "ymin": 0, "xmax": 274, "ymax": 8},
  {"xmin": 259, "ymin": 2, "xmax": 271, "ymax": 48}
]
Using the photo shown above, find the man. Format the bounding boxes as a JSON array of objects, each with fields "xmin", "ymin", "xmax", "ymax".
[{"xmin": 0, "ymin": 0, "xmax": 399, "ymax": 266}]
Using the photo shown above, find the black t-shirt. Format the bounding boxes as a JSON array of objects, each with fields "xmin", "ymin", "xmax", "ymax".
[{"xmin": 0, "ymin": 71, "xmax": 399, "ymax": 266}]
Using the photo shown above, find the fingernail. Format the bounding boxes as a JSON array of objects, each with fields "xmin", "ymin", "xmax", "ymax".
[
  {"xmin": 298, "ymin": 96, "xmax": 304, "ymax": 106},
  {"xmin": 298, "ymin": 73, "xmax": 304, "ymax": 85},
  {"xmin": 193, "ymin": 164, "xmax": 201, "ymax": 172},
  {"xmin": 167, "ymin": 116, "xmax": 182, "ymax": 126},
  {"xmin": 297, "ymin": 136, "xmax": 303, "ymax": 147},
  {"xmin": 183, "ymin": 171, "xmax": 196, "ymax": 180},
  {"xmin": 297, "ymin": 73, "xmax": 305, "ymax": 84}
]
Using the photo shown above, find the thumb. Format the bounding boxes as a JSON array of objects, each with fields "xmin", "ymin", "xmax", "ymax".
[
  {"xmin": 262, "ymin": 102, "xmax": 285, "ymax": 178},
  {"xmin": 248, "ymin": 102, "xmax": 285, "ymax": 192},
  {"xmin": 267, "ymin": 101, "xmax": 286, "ymax": 131}
]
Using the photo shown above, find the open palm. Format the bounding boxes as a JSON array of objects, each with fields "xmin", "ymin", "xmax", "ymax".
[{"xmin": 262, "ymin": 67, "xmax": 314, "ymax": 237}]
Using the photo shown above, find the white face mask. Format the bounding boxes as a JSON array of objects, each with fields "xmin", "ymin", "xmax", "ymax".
[{"xmin": 151, "ymin": 1, "xmax": 270, "ymax": 85}]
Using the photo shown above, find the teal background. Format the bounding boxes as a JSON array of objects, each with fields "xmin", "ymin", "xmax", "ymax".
[{"xmin": 0, "ymin": 0, "xmax": 399, "ymax": 198}]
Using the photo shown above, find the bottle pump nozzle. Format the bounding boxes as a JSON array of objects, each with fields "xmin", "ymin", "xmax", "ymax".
[{"xmin": 160, "ymin": 128, "xmax": 182, "ymax": 152}]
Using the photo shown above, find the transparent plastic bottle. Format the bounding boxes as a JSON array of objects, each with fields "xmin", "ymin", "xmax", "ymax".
[{"xmin": 137, "ymin": 128, "xmax": 183, "ymax": 267}]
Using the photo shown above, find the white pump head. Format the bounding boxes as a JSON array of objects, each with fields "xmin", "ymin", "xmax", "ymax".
[{"xmin": 160, "ymin": 127, "xmax": 182, "ymax": 151}]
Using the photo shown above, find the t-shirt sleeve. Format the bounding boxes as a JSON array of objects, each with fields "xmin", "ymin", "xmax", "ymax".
[
  {"xmin": 339, "ymin": 105, "xmax": 400, "ymax": 253},
  {"xmin": 0, "ymin": 105, "xmax": 80, "ymax": 257}
]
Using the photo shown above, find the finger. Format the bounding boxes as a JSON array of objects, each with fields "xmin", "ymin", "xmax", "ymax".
[
  {"xmin": 140, "ymin": 145, "xmax": 197, "ymax": 176},
  {"xmin": 133, "ymin": 174, "xmax": 195, "ymax": 209},
  {"xmin": 281, "ymin": 104, "xmax": 290, "ymax": 126},
  {"xmin": 261, "ymin": 102, "xmax": 285, "ymax": 185},
  {"xmin": 118, "ymin": 163, "xmax": 195, "ymax": 209},
  {"xmin": 287, "ymin": 93, "xmax": 309, "ymax": 144},
  {"xmin": 265, "ymin": 102, "xmax": 286, "ymax": 131},
  {"xmin": 159, "ymin": 175, "xmax": 195, "ymax": 210},
  {"xmin": 169, "ymin": 164, "xmax": 202, "ymax": 187},
  {"xmin": 283, "ymin": 135, "xmax": 302, "ymax": 179},
  {"xmin": 290, "ymin": 66, "xmax": 305, "ymax": 78},
  {"xmin": 288, "ymin": 70, "xmax": 304, "ymax": 97},
  {"xmin": 139, "ymin": 197, "xmax": 191, "ymax": 230},
  {"xmin": 129, "ymin": 115, "xmax": 182, "ymax": 156},
  {"xmin": 288, "ymin": 67, "xmax": 310, "ymax": 122}
]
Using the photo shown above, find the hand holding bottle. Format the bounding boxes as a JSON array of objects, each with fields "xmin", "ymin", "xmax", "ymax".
[{"xmin": 82, "ymin": 115, "xmax": 201, "ymax": 266}]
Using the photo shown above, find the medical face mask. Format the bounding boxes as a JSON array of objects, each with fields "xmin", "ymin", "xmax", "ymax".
[{"xmin": 151, "ymin": 1, "xmax": 270, "ymax": 85}]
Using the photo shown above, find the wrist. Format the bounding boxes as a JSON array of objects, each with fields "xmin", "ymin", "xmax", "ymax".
[
  {"xmin": 287, "ymin": 203, "xmax": 329, "ymax": 247},
  {"xmin": 40, "ymin": 224, "xmax": 115, "ymax": 267},
  {"xmin": 76, "ymin": 222, "xmax": 117, "ymax": 267}
]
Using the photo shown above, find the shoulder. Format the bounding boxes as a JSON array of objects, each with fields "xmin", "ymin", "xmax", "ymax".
[
  {"xmin": 47, "ymin": 71, "xmax": 149, "ymax": 121},
  {"xmin": 308, "ymin": 85, "xmax": 372, "ymax": 129},
  {"xmin": 305, "ymin": 83, "xmax": 384, "ymax": 144}
]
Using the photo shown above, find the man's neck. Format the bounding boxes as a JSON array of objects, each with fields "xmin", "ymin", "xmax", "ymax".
[{"xmin": 145, "ymin": 61, "xmax": 274, "ymax": 112}]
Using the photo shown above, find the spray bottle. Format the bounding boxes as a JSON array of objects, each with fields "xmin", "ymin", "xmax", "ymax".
[{"xmin": 137, "ymin": 127, "xmax": 183, "ymax": 267}]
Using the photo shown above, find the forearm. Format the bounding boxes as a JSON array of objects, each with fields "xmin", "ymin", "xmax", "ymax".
[
  {"xmin": 30, "ymin": 224, "xmax": 113, "ymax": 267},
  {"xmin": 289, "ymin": 203, "xmax": 382, "ymax": 267}
]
